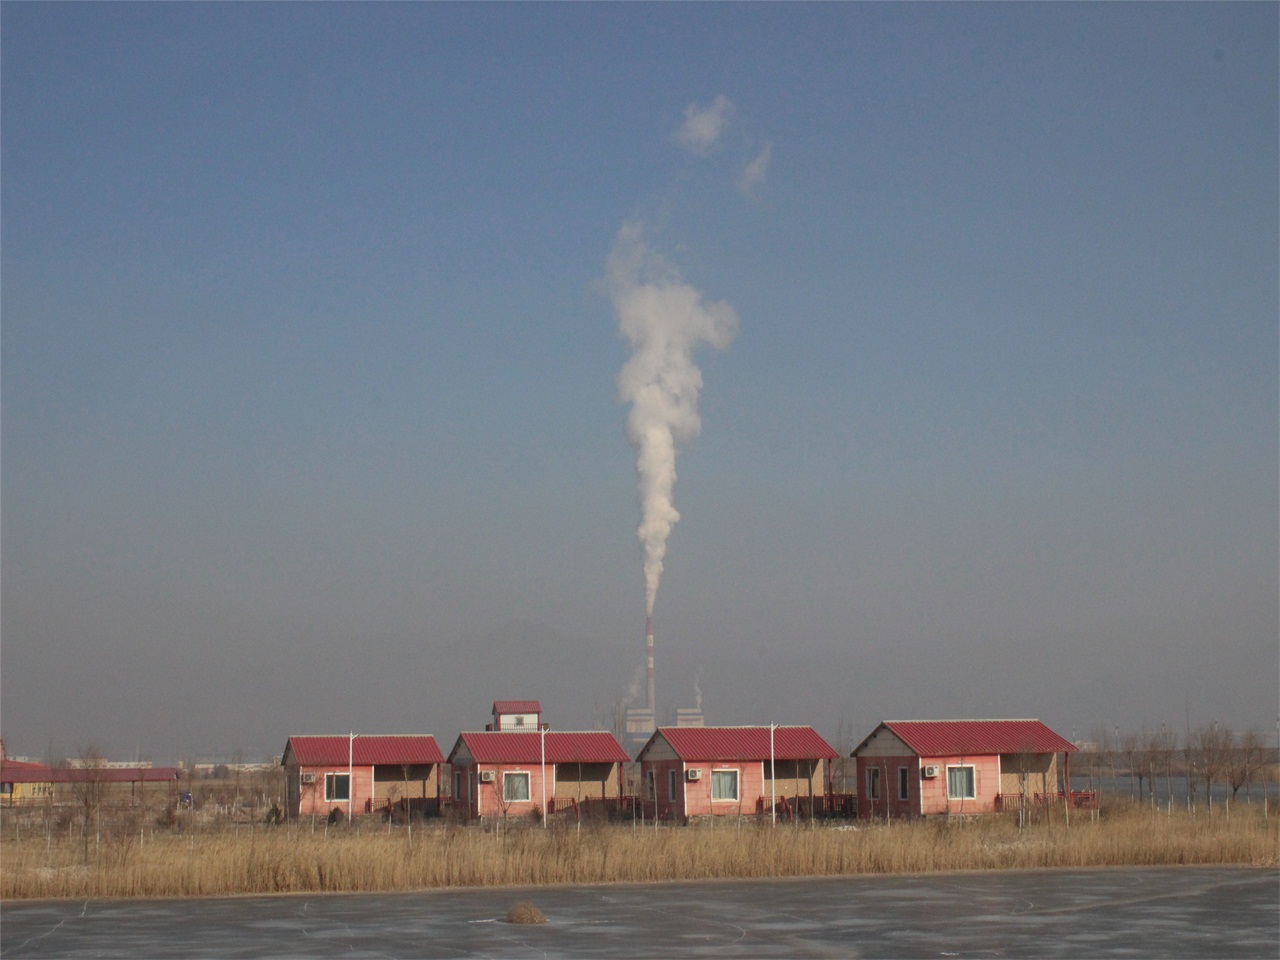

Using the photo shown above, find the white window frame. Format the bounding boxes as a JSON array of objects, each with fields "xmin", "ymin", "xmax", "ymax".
[
  {"xmin": 502, "ymin": 771, "xmax": 531, "ymax": 803},
  {"xmin": 668, "ymin": 769, "xmax": 678, "ymax": 801},
  {"xmin": 646, "ymin": 769, "xmax": 656, "ymax": 801},
  {"xmin": 898, "ymin": 766, "xmax": 910, "ymax": 801},
  {"xmin": 710, "ymin": 768, "xmax": 739, "ymax": 802},
  {"xmin": 947, "ymin": 764, "xmax": 976, "ymax": 800},
  {"xmin": 324, "ymin": 772, "xmax": 350, "ymax": 803},
  {"xmin": 453, "ymin": 770, "xmax": 462, "ymax": 800},
  {"xmin": 866, "ymin": 766, "xmax": 881, "ymax": 801}
]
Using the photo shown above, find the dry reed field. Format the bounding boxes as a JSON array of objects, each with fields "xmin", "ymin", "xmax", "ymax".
[{"xmin": 2, "ymin": 800, "xmax": 1276, "ymax": 901}]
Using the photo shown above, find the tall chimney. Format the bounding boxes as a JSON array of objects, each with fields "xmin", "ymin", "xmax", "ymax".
[{"xmin": 645, "ymin": 615, "xmax": 656, "ymax": 717}]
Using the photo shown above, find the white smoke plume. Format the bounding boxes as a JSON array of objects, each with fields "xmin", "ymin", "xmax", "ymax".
[
  {"xmin": 608, "ymin": 222, "xmax": 738, "ymax": 617},
  {"xmin": 624, "ymin": 662, "xmax": 646, "ymax": 706}
]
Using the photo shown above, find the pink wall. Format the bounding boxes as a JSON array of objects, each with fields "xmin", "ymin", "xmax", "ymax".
[
  {"xmin": 466, "ymin": 763, "xmax": 554, "ymax": 820},
  {"xmin": 855, "ymin": 755, "xmax": 918, "ymax": 820},
  {"xmin": 918, "ymin": 755, "xmax": 1001, "ymax": 815},
  {"xmin": 856, "ymin": 754, "xmax": 1003, "ymax": 818},
  {"xmin": 645, "ymin": 759, "xmax": 686, "ymax": 819},
  {"xmin": 293, "ymin": 764, "xmax": 377, "ymax": 819},
  {"xmin": 643, "ymin": 760, "xmax": 777, "ymax": 819}
]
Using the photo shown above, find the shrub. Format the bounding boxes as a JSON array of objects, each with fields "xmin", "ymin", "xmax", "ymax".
[{"xmin": 506, "ymin": 902, "xmax": 546, "ymax": 924}]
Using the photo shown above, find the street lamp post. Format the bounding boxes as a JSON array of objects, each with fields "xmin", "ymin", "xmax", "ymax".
[
  {"xmin": 540, "ymin": 723, "xmax": 548, "ymax": 829},
  {"xmin": 348, "ymin": 732, "xmax": 359, "ymax": 823},
  {"xmin": 770, "ymin": 723, "xmax": 777, "ymax": 828}
]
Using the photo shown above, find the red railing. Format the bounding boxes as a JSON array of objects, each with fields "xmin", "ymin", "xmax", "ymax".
[{"xmin": 998, "ymin": 791, "xmax": 1099, "ymax": 810}]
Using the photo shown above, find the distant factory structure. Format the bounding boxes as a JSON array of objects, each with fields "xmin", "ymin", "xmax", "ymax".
[{"xmin": 624, "ymin": 616, "xmax": 704, "ymax": 749}]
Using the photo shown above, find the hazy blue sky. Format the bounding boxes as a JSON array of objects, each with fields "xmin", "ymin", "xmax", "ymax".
[{"xmin": 3, "ymin": 4, "xmax": 1276, "ymax": 763}]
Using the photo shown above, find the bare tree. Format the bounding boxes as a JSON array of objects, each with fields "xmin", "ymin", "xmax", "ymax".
[
  {"xmin": 1090, "ymin": 725, "xmax": 1115, "ymax": 798},
  {"xmin": 1139, "ymin": 728, "xmax": 1162, "ymax": 807},
  {"xmin": 1226, "ymin": 729, "xmax": 1265, "ymax": 801},
  {"xmin": 1121, "ymin": 731, "xmax": 1146, "ymax": 800},
  {"xmin": 69, "ymin": 744, "xmax": 109, "ymax": 863},
  {"xmin": 1012, "ymin": 745, "xmax": 1033, "ymax": 832},
  {"xmin": 1079, "ymin": 734, "xmax": 1102, "ymax": 798},
  {"xmin": 1194, "ymin": 723, "xmax": 1225, "ymax": 812},
  {"xmin": 603, "ymin": 697, "xmax": 630, "ymax": 747},
  {"xmin": 1154, "ymin": 723, "xmax": 1178, "ymax": 811},
  {"xmin": 832, "ymin": 717, "xmax": 857, "ymax": 798}
]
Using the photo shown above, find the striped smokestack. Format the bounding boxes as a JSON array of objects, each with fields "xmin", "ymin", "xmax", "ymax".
[{"xmin": 646, "ymin": 615, "xmax": 655, "ymax": 716}]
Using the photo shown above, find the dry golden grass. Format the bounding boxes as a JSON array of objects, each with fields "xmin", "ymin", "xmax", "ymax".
[{"xmin": 2, "ymin": 802, "xmax": 1275, "ymax": 901}]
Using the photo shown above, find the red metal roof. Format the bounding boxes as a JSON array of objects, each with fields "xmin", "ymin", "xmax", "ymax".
[
  {"xmin": 643, "ymin": 726, "xmax": 838, "ymax": 762},
  {"xmin": 0, "ymin": 761, "xmax": 178, "ymax": 784},
  {"xmin": 492, "ymin": 700, "xmax": 542, "ymax": 715},
  {"xmin": 867, "ymin": 720, "xmax": 1077, "ymax": 758},
  {"xmin": 283, "ymin": 735, "xmax": 444, "ymax": 767},
  {"xmin": 450, "ymin": 731, "xmax": 628, "ymax": 765}
]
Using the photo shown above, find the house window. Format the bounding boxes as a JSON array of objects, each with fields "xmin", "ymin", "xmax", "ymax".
[
  {"xmin": 646, "ymin": 770, "xmax": 656, "ymax": 801},
  {"xmin": 711, "ymin": 769, "xmax": 738, "ymax": 801},
  {"xmin": 668, "ymin": 769, "xmax": 678, "ymax": 801},
  {"xmin": 515, "ymin": 716, "xmax": 525, "ymax": 727},
  {"xmin": 866, "ymin": 767, "xmax": 881, "ymax": 801},
  {"xmin": 898, "ymin": 767, "xmax": 909, "ymax": 801},
  {"xmin": 324, "ymin": 773, "xmax": 350, "ymax": 802},
  {"xmin": 503, "ymin": 771, "xmax": 530, "ymax": 803},
  {"xmin": 947, "ymin": 765, "xmax": 976, "ymax": 800},
  {"xmin": 453, "ymin": 771, "xmax": 462, "ymax": 800}
]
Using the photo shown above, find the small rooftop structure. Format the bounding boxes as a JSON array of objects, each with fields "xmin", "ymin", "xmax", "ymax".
[{"xmin": 489, "ymin": 701, "xmax": 543, "ymax": 731}]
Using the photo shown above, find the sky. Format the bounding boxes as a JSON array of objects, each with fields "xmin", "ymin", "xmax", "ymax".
[{"xmin": 2, "ymin": 3, "xmax": 1276, "ymax": 764}]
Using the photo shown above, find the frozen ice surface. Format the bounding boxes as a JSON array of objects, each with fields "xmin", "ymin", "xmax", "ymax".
[{"xmin": 1, "ymin": 866, "xmax": 1276, "ymax": 958}]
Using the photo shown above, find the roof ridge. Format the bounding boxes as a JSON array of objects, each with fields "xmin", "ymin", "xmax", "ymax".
[
  {"xmin": 660, "ymin": 724, "xmax": 814, "ymax": 730},
  {"xmin": 289, "ymin": 733, "xmax": 440, "ymax": 738},
  {"xmin": 887, "ymin": 718, "xmax": 1042, "ymax": 724}
]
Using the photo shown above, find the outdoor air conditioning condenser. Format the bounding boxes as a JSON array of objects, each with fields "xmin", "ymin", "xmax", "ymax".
[
  {"xmin": 922, "ymin": 766, "xmax": 939, "ymax": 778},
  {"xmin": 686, "ymin": 768, "xmax": 702, "ymax": 781}
]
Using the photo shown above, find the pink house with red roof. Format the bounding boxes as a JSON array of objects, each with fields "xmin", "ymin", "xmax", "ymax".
[
  {"xmin": 636, "ymin": 726, "xmax": 838, "ymax": 822},
  {"xmin": 281, "ymin": 735, "xmax": 445, "ymax": 821},
  {"xmin": 851, "ymin": 719, "xmax": 1078, "ymax": 819},
  {"xmin": 446, "ymin": 730, "xmax": 629, "ymax": 820}
]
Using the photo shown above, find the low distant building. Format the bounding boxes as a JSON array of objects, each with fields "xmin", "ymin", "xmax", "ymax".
[
  {"xmin": 446, "ymin": 730, "xmax": 629, "ymax": 821},
  {"xmin": 281, "ymin": 735, "xmax": 445, "ymax": 821},
  {"xmin": 851, "ymin": 719, "xmax": 1079, "ymax": 819},
  {"xmin": 636, "ymin": 726, "xmax": 838, "ymax": 822},
  {"xmin": 0, "ymin": 759, "xmax": 177, "ymax": 807},
  {"xmin": 0, "ymin": 757, "xmax": 56, "ymax": 805},
  {"xmin": 1, "ymin": 737, "xmax": 178, "ymax": 807},
  {"xmin": 674, "ymin": 708, "xmax": 705, "ymax": 728}
]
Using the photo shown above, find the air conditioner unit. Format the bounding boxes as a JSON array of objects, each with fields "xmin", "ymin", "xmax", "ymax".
[
  {"xmin": 478, "ymin": 770, "xmax": 496, "ymax": 783},
  {"xmin": 299, "ymin": 772, "xmax": 316, "ymax": 784},
  {"xmin": 922, "ymin": 766, "xmax": 939, "ymax": 778},
  {"xmin": 686, "ymin": 768, "xmax": 702, "ymax": 781}
]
